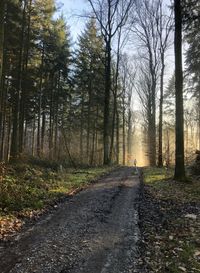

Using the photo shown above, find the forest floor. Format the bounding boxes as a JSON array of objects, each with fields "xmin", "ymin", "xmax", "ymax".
[
  {"xmin": 0, "ymin": 166, "xmax": 141, "ymax": 273},
  {"xmin": 1, "ymin": 164, "xmax": 200, "ymax": 273},
  {"xmin": 0, "ymin": 161, "xmax": 115, "ymax": 240},
  {"xmin": 139, "ymin": 167, "xmax": 200, "ymax": 273}
]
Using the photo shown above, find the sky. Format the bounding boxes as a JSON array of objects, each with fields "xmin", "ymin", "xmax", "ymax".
[{"xmin": 57, "ymin": 0, "xmax": 89, "ymax": 39}]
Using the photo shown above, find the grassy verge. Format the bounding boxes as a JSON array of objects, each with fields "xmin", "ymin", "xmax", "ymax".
[
  {"xmin": 144, "ymin": 167, "xmax": 200, "ymax": 202},
  {"xmin": 140, "ymin": 167, "xmax": 200, "ymax": 273},
  {"xmin": 0, "ymin": 163, "xmax": 116, "ymax": 239}
]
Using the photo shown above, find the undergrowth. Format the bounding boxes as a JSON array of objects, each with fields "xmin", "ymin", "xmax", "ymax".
[{"xmin": 0, "ymin": 161, "xmax": 115, "ymax": 238}]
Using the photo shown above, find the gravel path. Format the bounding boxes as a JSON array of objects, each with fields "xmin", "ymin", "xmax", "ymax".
[{"xmin": 0, "ymin": 167, "xmax": 141, "ymax": 273}]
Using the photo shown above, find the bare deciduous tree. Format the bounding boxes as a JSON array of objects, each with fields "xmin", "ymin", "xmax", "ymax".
[
  {"xmin": 87, "ymin": 0, "xmax": 133, "ymax": 164},
  {"xmin": 131, "ymin": 0, "xmax": 160, "ymax": 166}
]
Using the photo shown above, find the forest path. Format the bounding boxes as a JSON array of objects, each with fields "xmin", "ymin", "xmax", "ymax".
[{"xmin": 0, "ymin": 167, "xmax": 141, "ymax": 273}]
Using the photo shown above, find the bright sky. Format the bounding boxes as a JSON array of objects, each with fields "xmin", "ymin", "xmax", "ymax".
[{"xmin": 58, "ymin": 0, "xmax": 89, "ymax": 40}]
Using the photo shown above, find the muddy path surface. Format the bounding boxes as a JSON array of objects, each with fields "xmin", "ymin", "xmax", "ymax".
[{"xmin": 0, "ymin": 167, "xmax": 141, "ymax": 273}]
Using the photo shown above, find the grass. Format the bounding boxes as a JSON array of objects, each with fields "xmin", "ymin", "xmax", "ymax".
[
  {"xmin": 143, "ymin": 166, "xmax": 200, "ymax": 203},
  {"xmin": 143, "ymin": 166, "xmax": 174, "ymax": 184},
  {"xmin": 142, "ymin": 167, "xmax": 200, "ymax": 273},
  {"xmin": 0, "ymin": 163, "xmax": 116, "ymax": 238}
]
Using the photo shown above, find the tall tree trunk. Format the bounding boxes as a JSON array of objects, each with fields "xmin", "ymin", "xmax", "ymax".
[
  {"xmin": 37, "ymin": 44, "xmax": 44, "ymax": 157},
  {"xmin": 150, "ymin": 79, "xmax": 157, "ymax": 166},
  {"xmin": 198, "ymin": 87, "xmax": 200, "ymax": 150},
  {"xmin": 24, "ymin": 119, "xmax": 27, "ymax": 150},
  {"xmin": 80, "ymin": 91, "xmax": 84, "ymax": 163},
  {"xmin": 116, "ymin": 106, "xmax": 119, "ymax": 164},
  {"xmin": 41, "ymin": 111, "xmax": 46, "ymax": 154},
  {"xmin": 0, "ymin": 0, "xmax": 5, "ymax": 158},
  {"xmin": 95, "ymin": 106, "xmax": 99, "ymax": 165},
  {"xmin": 103, "ymin": 38, "xmax": 111, "ymax": 165},
  {"xmin": 127, "ymin": 107, "xmax": 132, "ymax": 165},
  {"xmin": 90, "ymin": 120, "xmax": 96, "ymax": 165},
  {"xmin": 6, "ymin": 108, "xmax": 12, "ymax": 162},
  {"xmin": 109, "ymin": 27, "xmax": 121, "ymax": 162},
  {"xmin": 19, "ymin": 0, "xmax": 32, "ymax": 154},
  {"xmin": 158, "ymin": 54, "xmax": 165, "ymax": 167},
  {"xmin": 87, "ymin": 80, "xmax": 92, "ymax": 163},
  {"xmin": 11, "ymin": 0, "xmax": 26, "ymax": 159},
  {"xmin": 122, "ymin": 90, "xmax": 126, "ymax": 165},
  {"xmin": 0, "ymin": 81, "xmax": 7, "ymax": 161},
  {"xmin": 53, "ymin": 72, "xmax": 60, "ymax": 160},
  {"xmin": 174, "ymin": 0, "xmax": 185, "ymax": 180},
  {"xmin": 49, "ymin": 75, "xmax": 54, "ymax": 160},
  {"xmin": 0, "ymin": 104, "xmax": 6, "ymax": 160},
  {"xmin": 166, "ymin": 129, "xmax": 170, "ymax": 167},
  {"xmin": 0, "ymin": 0, "xmax": 5, "ymax": 104},
  {"xmin": 32, "ymin": 115, "xmax": 36, "ymax": 156},
  {"xmin": 54, "ymin": 96, "xmax": 58, "ymax": 160}
]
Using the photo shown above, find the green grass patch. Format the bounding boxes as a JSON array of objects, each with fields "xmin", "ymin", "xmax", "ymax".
[
  {"xmin": 143, "ymin": 167, "xmax": 200, "ymax": 203},
  {"xmin": 143, "ymin": 166, "xmax": 174, "ymax": 184},
  {"xmin": 0, "ymin": 164, "xmax": 115, "ymax": 217}
]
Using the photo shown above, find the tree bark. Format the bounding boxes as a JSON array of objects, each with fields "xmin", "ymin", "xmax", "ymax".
[
  {"xmin": 116, "ymin": 106, "xmax": 119, "ymax": 164},
  {"xmin": 109, "ymin": 27, "xmax": 121, "ymax": 162},
  {"xmin": 11, "ymin": 0, "xmax": 27, "ymax": 159},
  {"xmin": 37, "ymin": 44, "xmax": 44, "ymax": 157},
  {"xmin": 158, "ymin": 54, "xmax": 165, "ymax": 167},
  {"xmin": 80, "ymin": 90, "xmax": 84, "ymax": 163},
  {"xmin": 103, "ymin": 38, "xmax": 111, "ymax": 165},
  {"xmin": 87, "ymin": 79, "xmax": 92, "ymax": 163},
  {"xmin": 174, "ymin": 0, "xmax": 186, "ymax": 180},
  {"xmin": 0, "ymin": 0, "xmax": 5, "ymax": 106}
]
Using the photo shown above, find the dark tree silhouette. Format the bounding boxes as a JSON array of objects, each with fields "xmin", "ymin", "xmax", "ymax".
[{"xmin": 174, "ymin": 0, "xmax": 186, "ymax": 180}]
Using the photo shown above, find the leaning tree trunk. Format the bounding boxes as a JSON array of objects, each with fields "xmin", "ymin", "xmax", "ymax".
[{"xmin": 174, "ymin": 0, "xmax": 185, "ymax": 180}]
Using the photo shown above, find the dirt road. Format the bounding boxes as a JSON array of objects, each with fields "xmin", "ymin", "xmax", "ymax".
[{"xmin": 0, "ymin": 167, "xmax": 141, "ymax": 273}]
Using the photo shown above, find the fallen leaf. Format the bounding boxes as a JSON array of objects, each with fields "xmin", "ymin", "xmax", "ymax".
[{"xmin": 184, "ymin": 214, "xmax": 197, "ymax": 220}]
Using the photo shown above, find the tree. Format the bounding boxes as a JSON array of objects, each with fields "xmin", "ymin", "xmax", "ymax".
[
  {"xmin": 156, "ymin": 0, "xmax": 173, "ymax": 167},
  {"xmin": 0, "ymin": 0, "xmax": 74, "ymax": 163},
  {"xmin": 87, "ymin": 0, "xmax": 133, "ymax": 164},
  {"xmin": 132, "ymin": 0, "xmax": 160, "ymax": 166},
  {"xmin": 174, "ymin": 0, "xmax": 186, "ymax": 180},
  {"xmin": 0, "ymin": 0, "xmax": 5, "ymax": 93},
  {"xmin": 74, "ymin": 18, "xmax": 105, "ymax": 164},
  {"xmin": 134, "ymin": 62, "xmax": 153, "ymax": 165},
  {"xmin": 183, "ymin": 0, "xmax": 200, "ymax": 149},
  {"xmin": 0, "ymin": 0, "xmax": 6, "ymax": 160}
]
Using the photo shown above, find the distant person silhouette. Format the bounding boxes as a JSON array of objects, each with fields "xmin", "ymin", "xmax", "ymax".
[{"xmin": 134, "ymin": 159, "xmax": 138, "ymax": 174}]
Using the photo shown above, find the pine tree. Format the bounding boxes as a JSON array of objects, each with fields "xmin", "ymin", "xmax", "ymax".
[{"xmin": 74, "ymin": 19, "xmax": 105, "ymax": 164}]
